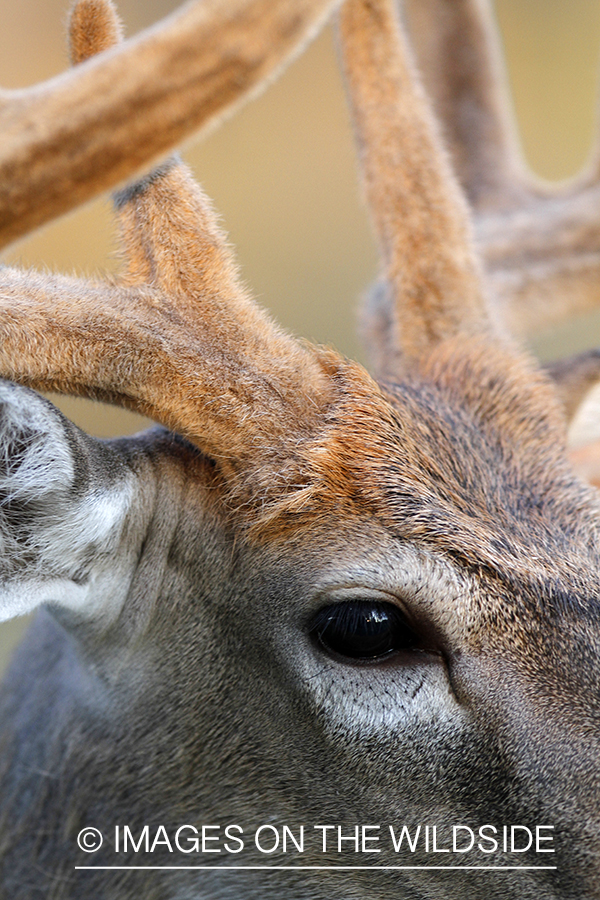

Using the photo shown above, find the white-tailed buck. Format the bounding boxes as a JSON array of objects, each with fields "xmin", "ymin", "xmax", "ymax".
[{"xmin": 1, "ymin": 0, "xmax": 600, "ymax": 897}]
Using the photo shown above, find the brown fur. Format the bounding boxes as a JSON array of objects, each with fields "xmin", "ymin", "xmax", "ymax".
[
  {"xmin": 0, "ymin": 0, "xmax": 335, "ymax": 480},
  {"xmin": 2, "ymin": 2, "xmax": 600, "ymax": 898},
  {"xmin": 0, "ymin": 0, "xmax": 597, "ymax": 539},
  {"xmin": 255, "ymin": 335, "xmax": 579, "ymax": 538}
]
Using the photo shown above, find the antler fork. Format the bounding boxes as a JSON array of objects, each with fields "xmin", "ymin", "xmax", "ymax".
[{"xmin": 403, "ymin": 0, "xmax": 600, "ymax": 339}]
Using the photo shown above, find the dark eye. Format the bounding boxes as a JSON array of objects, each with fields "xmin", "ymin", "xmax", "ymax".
[{"xmin": 310, "ymin": 600, "xmax": 419, "ymax": 662}]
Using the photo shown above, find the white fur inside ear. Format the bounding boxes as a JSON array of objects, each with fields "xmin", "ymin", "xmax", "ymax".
[
  {"xmin": 0, "ymin": 384, "xmax": 137, "ymax": 624},
  {"xmin": 569, "ymin": 381, "xmax": 600, "ymax": 449},
  {"xmin": 35, "ymin": 487, "xmax": 133, "ymax": 567},
  {"xmin": 0, "ymin": 392, "xmax": 76, "ymax": 500}
]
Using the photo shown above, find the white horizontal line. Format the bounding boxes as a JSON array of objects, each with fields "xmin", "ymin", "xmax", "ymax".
[{"xmin": 75, "ymin": 865, "xmax": 558, "ymax": 871}]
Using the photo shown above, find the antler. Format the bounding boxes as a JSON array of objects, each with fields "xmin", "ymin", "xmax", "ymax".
[
  {"xmin": 403, "ymin": 0, "xmax": 600, "ymax": 338},
  {"xmin": 0, "ymin": 0, "xmax": 587, "ymax": 511},
  {"xmin": 337, "ymin": 0, "xmax": 496, "ymax": 374},
  {"xmin": 401, "ymin": 0, "xmax": 527, "ymax": 212},
  {"xmin": 0, "ymin": 0, "xmax": 335, "ymax": 488},
  {"xmin": 0, "ymin": 0, "xmax": 342, "ymax": 249}
]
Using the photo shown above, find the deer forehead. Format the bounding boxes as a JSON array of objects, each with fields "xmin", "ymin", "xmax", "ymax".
[
  {"xmin": 238, "ymin": 344, "xmax": 600, "ymax": 647},
  {"xmin": 275, "ymin": 343, "xmax": 592, "ymax": 554}
]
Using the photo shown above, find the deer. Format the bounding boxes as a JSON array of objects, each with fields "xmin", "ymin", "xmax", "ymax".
[{"xmin": 0, "ymin": 0, "xmax": 600, "ymax": 896}]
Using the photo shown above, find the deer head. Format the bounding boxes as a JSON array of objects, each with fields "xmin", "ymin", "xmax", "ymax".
[{"xmin": 1, "ymin": 1, "xmax": 599, "ymax": 898}]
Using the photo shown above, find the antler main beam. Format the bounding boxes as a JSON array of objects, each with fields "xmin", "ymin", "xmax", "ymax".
[
  {"xmin": 0, "ymin": 0, "xmax": 342, "ymax": 249},
  {"xmin": 0, "ymin": 0, "xmax": 335, "ymax": 478}
]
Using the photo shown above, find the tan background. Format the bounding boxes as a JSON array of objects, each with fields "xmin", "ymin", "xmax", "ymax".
[{"xmin": 1, "ymin": 0, "xmax": 600, "ymax": 673}]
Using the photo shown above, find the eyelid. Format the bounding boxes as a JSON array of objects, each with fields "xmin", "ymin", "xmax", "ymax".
[{"xmin": 312, "ymin": 586, "xmax": 416, "ymax": 626}]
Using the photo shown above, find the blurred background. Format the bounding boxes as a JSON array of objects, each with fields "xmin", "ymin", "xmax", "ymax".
[{"xmin": 1, "ymin": 0, "xmax": 600, "ymax": 672}]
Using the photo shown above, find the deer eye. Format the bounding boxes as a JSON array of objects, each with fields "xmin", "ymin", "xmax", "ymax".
[{"xmin": 310, "ymin": 600, "xmax": 419, "ymax": 662}]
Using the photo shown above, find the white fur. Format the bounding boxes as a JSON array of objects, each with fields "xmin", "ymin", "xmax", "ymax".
[
  {"xmin": 0, "ymin": 384, "xmax": 136, "ymax": 623},
  {"xmin": 285, "ymin": 541, "xmax": 468, "ymax": 739}
]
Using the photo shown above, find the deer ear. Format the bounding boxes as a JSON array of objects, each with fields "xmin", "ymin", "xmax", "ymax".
[
  {"xmin": 546, "ymin": 350, "xmax": 600, "ymax": 426},
  {"xmin": 546, "ymin": 350, "xmax": 600, "ymax": 487},
  {"xmin": 0, "ymin": 380, "xmax": 137, "ymax": 623},
  {"xmin": 569, "ymin": 439, "xmax": 600, "ymax": 489}
]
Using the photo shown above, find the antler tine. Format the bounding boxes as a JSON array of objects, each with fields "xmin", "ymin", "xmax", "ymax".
[
  {"xmin": 69, "ymin": 0, "xmax": 248, "ymax": 304},
  {"xmin": 69, "ymin": 0, "xmax": 124, "ymax": 65},
  {"xmin": 476, "ymin": 10, "xmax": 600, "ymax": 341},
  {"xmin": 0, "ymin": 0, "xmax": 334, "ymax": 480},
  {"xmin": 0, "ymin": 0, "xmax": 342, "ymax": 251},
  {"xmin": 337, "ymin": 0, "xmax": 494, "ymax": 372},
  {"xmin": 480, "ymin": 185, "xmax": 600, "ymax": 337},
  {"xmin": 402, "ymin": 0, "xmax": 529, "ymax": 212}
]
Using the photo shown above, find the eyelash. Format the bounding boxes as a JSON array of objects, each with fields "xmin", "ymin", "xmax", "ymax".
[{"xmin": 309, "ymin": 600, "xmax": 421, "ymax": 662}]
